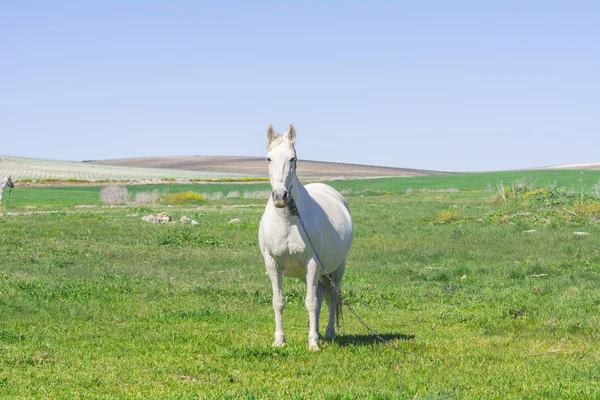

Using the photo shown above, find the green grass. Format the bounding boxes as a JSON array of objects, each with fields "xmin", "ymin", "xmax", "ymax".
[
  {"xmin": 2, "ymin": 186, "xmax": 103, "ymax": 208},
  {"xmin": 1, "ymin": 176, "xmax": 600, "ymax": 397},
  {"xmin": 329, "ymin": 169, "xmax": 600, "ymax": 193},
  {"xmin": 6, "ymin": 169, "xmax": 600, "ymax": 209}
]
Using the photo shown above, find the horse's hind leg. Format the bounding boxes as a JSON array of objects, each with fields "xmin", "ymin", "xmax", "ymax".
[
  {"xmin": 325, "ymin": 261, "xmax": 345, "ymax": 340},
  {"xmin": 316, "ymin": 281, "xmax": 325, "ymax": 337}
]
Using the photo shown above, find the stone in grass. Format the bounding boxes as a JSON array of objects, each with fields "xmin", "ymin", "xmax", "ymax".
[
  {"xmin": 142, "ymin": 212, "xmax": 171, "ymax": 224},
  {"xmin": 228, "ymin": 218, "xmax": 241, "ymax": 224},
  {"xmin": 522, "ymin": 229, "xmax": 537, "ymax": 234},
  {"xmin": 181, "ymin": 215, "xmax": 199, "ymax": 225},
  {"xmin": 573, "ymin": 232, "xmax": 589, "ymax": 236}
]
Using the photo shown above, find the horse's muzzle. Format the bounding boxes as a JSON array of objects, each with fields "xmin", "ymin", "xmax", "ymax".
[{"xmin": 272, "ymin": 190, "xmax": 288, "ymax": 208}]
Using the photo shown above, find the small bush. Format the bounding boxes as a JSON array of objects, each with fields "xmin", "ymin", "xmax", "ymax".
[
  {"xmin": 243, "ymin": 191, "xmax": 271, "ymax": 199},
  {"xmin": 135, "ymin": 190, "xmax": 161, "ymax": 204},
  {"xmin": 593, "ymin": 180, "xmax": 600, "ymax": 199},
  {"xmin": 439, "ymin": 206, "xmax": 462, "ymax": 223},
  {"xmin": 100, "ymin": 185, "xmax": 129, "ymax": 204},
  {"xmin": 573, "ymin": 201, "xmax": 600, "ymax": 221},
  {"xmin": 201, "ymin": 192, "xmax": 224, "ymax": 201},
  {"xmin": 164, "ymin": 192, "xmax": 206, "ymax": 204},
  {"xmin": 486, "ymin": 178, "xmax": 600, "ymax": 226}
]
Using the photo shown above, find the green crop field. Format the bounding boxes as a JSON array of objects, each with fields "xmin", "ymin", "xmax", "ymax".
[
  {"xmin": 1, "ymin": 172, "xmax": 600, "ymax": 398},
  {"xmin": 5, "ymin": 169, "xmax": 600, "ymax": 209}
]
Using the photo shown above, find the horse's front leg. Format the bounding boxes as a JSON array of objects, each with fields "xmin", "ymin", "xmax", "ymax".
[
  {"xmin": 265, "ymin": 254, "xmax": 285, "ymax": 347},
  {"xmin": 305, "ymin": 257, "xmax": 320, "ymax": 351}
]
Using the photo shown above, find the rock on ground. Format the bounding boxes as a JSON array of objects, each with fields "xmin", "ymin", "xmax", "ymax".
[
  {"xmin": 181, "ymin": 215, "xmax": 199, "ymax": 225},
  {"xmin": 142, "ymin": 212, "xmax": 171, "ymax": 224}
]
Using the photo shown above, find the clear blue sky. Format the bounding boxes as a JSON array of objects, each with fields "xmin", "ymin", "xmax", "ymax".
[{"xmin": 2, "ymin": 1, "xmax": 598, "ymax": 171}]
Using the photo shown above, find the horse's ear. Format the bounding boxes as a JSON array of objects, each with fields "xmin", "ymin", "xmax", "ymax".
[
  {"xmin": 267, "ymin": 124, "xmax": 278, "ymax": 145},
  {"xmin": 287, "ymin": 125, "xmax": 296, "ymax": 144}
]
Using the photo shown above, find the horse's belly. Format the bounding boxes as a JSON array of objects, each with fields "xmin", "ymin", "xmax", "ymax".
[
  {"xmin": 270, "ymin": 243, "xmax": 309, "ymax": 278},
  {"xmin": 281, "ymin": 262, "xmax": 307, "ymax": 279}
]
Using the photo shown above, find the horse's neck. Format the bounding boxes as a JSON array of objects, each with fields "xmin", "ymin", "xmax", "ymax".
[
  {"xmin": 290, "ymin": 175, "xmax": 310, "ymax": 212},
  {"xmin": 270, "ymin": 175, "xmax": 309, "ymax": 222}
]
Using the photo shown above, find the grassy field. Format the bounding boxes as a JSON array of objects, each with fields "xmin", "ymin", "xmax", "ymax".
[
  {"xmin": 327, "ymin": 169, "xmax": 600, "ymax": 193},
  {"xmin": 5, "ymin": 169, "xmax": 600, "ymax": 209},
  {"xmin": 1, "ymin": 172, "xmax": 600, "ymax": 398}
]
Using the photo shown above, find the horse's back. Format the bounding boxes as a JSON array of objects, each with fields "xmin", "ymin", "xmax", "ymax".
[
  {"xmin": 305, "ymin": 183, "xmax": 348, "ymax": 209},
  {"xmin": 305, "ymin": 183, "xmax": 353, "ymax": 249}
]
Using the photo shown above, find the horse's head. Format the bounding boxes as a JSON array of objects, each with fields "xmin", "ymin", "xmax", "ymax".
[
  {"xmin": 5, "ymin": 175, "xmax": 14, "ymax": 189},
  {"xmin": 266, "ymin": 124, "xmax": 297, "ymax": 208}
]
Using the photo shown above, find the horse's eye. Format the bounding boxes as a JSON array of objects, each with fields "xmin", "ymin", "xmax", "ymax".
[{"xmin": 267, "ymin": 158, "xmax": 272, "ymax": 163}]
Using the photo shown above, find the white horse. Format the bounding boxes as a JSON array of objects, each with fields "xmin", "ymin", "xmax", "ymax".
[
  {"xmin": 259, "ymin": 125, "xmax": 353, "ymax": 351},
  {"xmin": 0, "ymin": 175, "xmax": 14, "ymax": 206}
]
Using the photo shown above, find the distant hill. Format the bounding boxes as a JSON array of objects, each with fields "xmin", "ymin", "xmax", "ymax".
[
  {"xmin": 88, "ymin": 156, "xmax": 446, "ymax": 178},
  {"xmin": 542, "ymin": 163, "xmax": 600, "ymax": 170}
]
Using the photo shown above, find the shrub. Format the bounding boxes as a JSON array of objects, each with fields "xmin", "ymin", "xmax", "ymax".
[
  {"xmin": 486, "ymin": 178, "xmax": 600, "ymax": 226},
  {"xmin": 164, "ymin": 192, "xmax": 206, "ymax": 204},
  {"xmin": 100, "ymin": 185, "xmax": 129, "ymax": 204},
  {"xmin": 243, "ymin": 191, "xmax": 271, "ymax": 199},
  {"xmin": 573, "ymin": 200, "xmax": 600, "ymax": 221},
  {"xmin": 201, "ymin": 192, "xmax": 224, "ymax": 201},
  {"xmin": 439, "ymin": 206, "xmax": 462, "ymax": 223},
  {"xmin": 593, "ymin": 180, "xmax": 600, "ymax": 199},
  {"xmin": 135, "ymin": 190, "xmax": 161, "ymax": 204}
]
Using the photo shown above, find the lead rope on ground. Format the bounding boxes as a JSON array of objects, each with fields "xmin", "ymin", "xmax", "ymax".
[{"xmin": 287, "ymin": 195, "xmax": 407, "ymax": 354}]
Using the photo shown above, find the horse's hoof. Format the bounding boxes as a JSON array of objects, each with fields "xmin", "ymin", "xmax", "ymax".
[
  {"xmin": 272, "ymin": 340, "xmax": 286, "ymax": 348},
  {"xmin": 325, "ymin": 329, "xmax": 335, "ymax": 341},
  {"xmin": 309, "ymin": 344, "xmax": 321, "ymax": 352}
]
